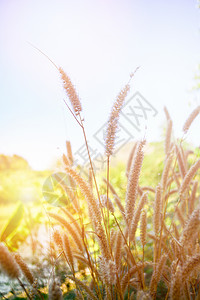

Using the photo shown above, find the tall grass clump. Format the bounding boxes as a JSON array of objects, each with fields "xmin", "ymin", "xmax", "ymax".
[{"xmin": 1, "ymin": 59, "xmax": 200, "ymax": 299}]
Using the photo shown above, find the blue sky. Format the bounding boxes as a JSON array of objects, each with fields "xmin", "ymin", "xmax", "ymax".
[{"xmin": 0, "ymin": 0, "xmax": 200, "ymax": 170}]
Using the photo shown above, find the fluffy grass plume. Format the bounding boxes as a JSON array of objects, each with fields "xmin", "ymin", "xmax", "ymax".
[
  {"xmin": 175, "ymin": 144, "xmax": 186, "ymax": 179},
  {"xmin": 170, "ymin": 265, "xmax": 182, "ymax": 300},
  {"xmin": 105, "ymin": 76, "xmax": 133, "ymax": 156},
  {"xmin": 59, "ymin": 68, "xmax": 82, "ymax": 116},
  {"xmin": 179, "ymin": 208, "xmax": 200, "ymax": 246},
  {"xmin": 126, "ymin": 142, "xmax": 138, "ymax": 177},
  {"xmin": 140, "ymin": 210, "xmax": 147, "ymax": 247},
  {"xmin": 14, "ymin": 253, "xmax": 34, "ymax": 285},
  {"xmin": 64, "ymin": 165, "xmax": 102, "ymax": 225},
  {"xmin": 165, "ymin": 119, "xmax": 173, "ymax": 156},
  {"xmin": 125, "ymin": 140, "xmax": 146, "ymax": 225},
  {"xmin": 183, "ymin": 105, "xmax": 200, "ymax": 133},
  {"xmin": 49, "ymin": 213, "xmax": 84, "ymax": 252},
  {"xmin": 179, "ymin": 158, "xmax": 200, "ymax": 195},
  {"xmin": 129, "ymin": 192, "xmax": 147, "ymax": 241},
  {"xmin": 153, "ymin": 184, "xmax": 162, "ymax": 236},
  {"xmin": 62, "ymin": 233, "xmax": 74, "ymax": 270},
  {"xmin": 0, "ymin": 243, "xmax": 19, "ymax": 279}
]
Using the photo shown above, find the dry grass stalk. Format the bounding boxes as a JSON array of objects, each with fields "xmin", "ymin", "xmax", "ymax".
[
  {"xmin": 148, "ymin": 234, "xmax": 173, "ymax": 261},
  {"xmin": 62, "ymin": 233, "xmax": 74, "ymax": 270},
  {"xmin": 164, "ymin": 188, "xmax": 178, "ymax": 202},
  {"xmin": 125, "ymin": 140, "xmax": 146, "ymax": 225},
  {"xmin": 59, "ymin": 68, "xmax": 82, "ymax": 116},
  {"xmin": 107, "ymin": 260, "xmax": 117, "ymax": 285},
  {"xmin": 60, "ymin": 182, "xmax": 79, "ymax": 212},
  {"xmin": 179, "ymin": 144, "xmax": 187, "ymax": 170},
  {"xmin": 62, "ymin": 153, "xmax": 70, "ymax": 166},
  {"xmin": 103, "ymin": 179, "xmax": 126, "ymax": 216},
  {"xmin": 179, "ymin": 208, "xmax": 200, "ymax": 246},
  {"xmin": 183, "ymin": 282, "xmax": 191, "ymax": 300},
  {"xmin": 126, "ymin": 142, "xmax": 138, "ymax": 177},
  {"xmin": 121, "ymin": 262, "xmax": 147, "ymax": 292},
  {"xmin": 88, "ymin": 168, "xmax": 93, "ymax": 191},
  {"xmin": 65, "ymin": 141, "xmax": 78, "ymax": 204},
  {"xmin": 172, "ymin": 223, "xmax": 180, "ymax": 240},
  {"xmin": 179, "ymin": 158, "xmax": 200, "ymax": 195},
  {"xmin": 103, "ymin": 177, "xmax": 118, "ymax": 197},
  {"xmin": 185, "ymin": 149, "xmax": 194, "ymax": 160},
  {"xmin": 54, "ymin": 171, "xmax": 78, "ymax": 211},
  {"xmin": 175, "ymin": 206, "xmax": 185, "ymax": 228},
  {"xmin": 189, "ymin": 181, "xmax": 198, "ymax": 214},
  {"xmin": 0, "ymin": 243, "xmax": 19, "ymax": 279},
  {"xmin": 170, "ymin": 259, "xmax": 178, "ymax": 276},
  {"xmin": 110, "ymin": 229, "xmax": 117, "ymax": 249},
  {"xmin": 14, "ymin": 253, "xmax": 34, "ymax": 285},
  {"xmin": 74, "ymin": 253, "xmax": 100, "ymax": 279},
  {"xmin": 129, "ymin": 192, "xmax": 148, "ymax": 241},
  {"xmin": 175, "ymin": 144, "xmax": 186, "ymax": 179},
  {"xmin": 170, "ymin": 239, "xmax": 181, "ymax": 260},
  {"xmin": 123, "ymin": 244, "xmax": 135, "ymax": 266},
  {"xmin": 49, "ymin": 213, "xmax": 83, "ymax": 252},
  {"xmin": 140, "ymin": 186, "xmax": 155, "ymax": 193},
  {"xmin": 164, "ymin": 106, "xmax": 171, "ymax": 121},
  {"xmin": 138, "ymin": 186, "xmax": 144, "ymax": 196},
  {"xmin": 180, "ymin": 197, "xmax": 186, "ymax": 214},
  {"xmin": 95, "ymin": 222, "xmax": 110, "ymax": 261},
  {"xmin": 63, "ymin": 168, "xmax": 110, "ymax": 260},
  {"xmin": 65, "ymin": 165, "xmax": 102, "ymax": 225},
  {"xmin": 113, "ymin": 195, "xmax": 125, "ymax": 217},
  {"xmin": 182, "ymin": 254, "xmax": 200, "ymax": 282},
  {"xmin": 66, "ymin": 141, "xmax": 74, "ymax": 165},
  {"xmin": 99, "ymin": 257, "xmax": 110, "ymax": 285},
  {"xmin": 105, "ymin": 80, "xmax": 131, "ymax": 156},
  {"xmin": 173, "ymin": 171, "xmax": 180, "ymax": 188},
  {"xmin": 73, "ymin": 253, "xmax": 89, "ymax": 265},
  {"xmin": 153, "ymin": 184, "xmax": 162, "ymax": 236},
  {"xmin": 114, "ymin": 231, "xmax": 123, "ymax": 271},
  {"xmin": 61, "ymin": 208, "xmax": 82, "ymax": 237},
  {"xmin": 183, "ymin": 105, "xmax": 200, "ymax": 133},
  {"xmin": 161, "ymin": 153, "xmax": 173, "ymax": 190},
  {"xmin": 99, "ymin": 194, "xmax": 115, "ymax": 213},
  {"xmin": 165, "ymin": 119, "xmax": 173, "ymax": 156},
  {"xmin": 53, "ymin": 229, "xmax": 63, "ymax": 252},
  {"xmin": 140, "ymin": 210, "xmax": 147, "ymax": 247},
  {"xmin": 170, "ymin": 265, "xmax": 182, "ymax": 300}
]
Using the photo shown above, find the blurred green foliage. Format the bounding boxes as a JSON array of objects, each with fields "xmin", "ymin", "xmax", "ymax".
[{"xmin": 0, "ymin": 154, "xmax": 50, "ymax": 251}]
